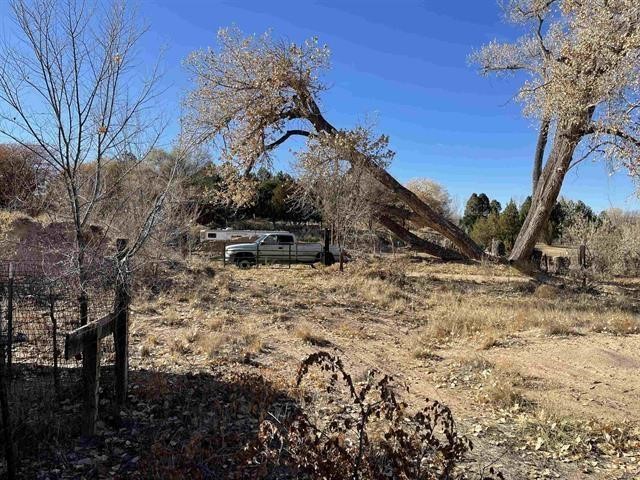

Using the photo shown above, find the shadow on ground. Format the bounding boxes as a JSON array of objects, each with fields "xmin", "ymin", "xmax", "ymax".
[{"xmin": 19, "ymin": 367, "xmax": 299, "ymax": 480}]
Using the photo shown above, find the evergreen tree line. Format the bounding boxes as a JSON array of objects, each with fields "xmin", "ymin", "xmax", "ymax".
[
  {"xmin": 192, "ymin": 166, "xmax": 320, "ymax": 227},
  {"xmin": 461, "ymin": 193, "xmax": 598, "ymax": 251}
]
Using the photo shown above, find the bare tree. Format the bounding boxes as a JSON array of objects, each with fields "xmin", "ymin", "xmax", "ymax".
[
  {"xmin": 295, "ymin": 125, "xmax": 388, "ymax": 249},
  {"xmin": 472, "ymin": 0, "xmax": 640, "ymax": 266},
  {"xmin": 0, "ymin": 0, "xmax": 178, "ymax": 285},
  {"xmin": 183, "ymin": 27, "xmax": 484, "ymax": 261}
]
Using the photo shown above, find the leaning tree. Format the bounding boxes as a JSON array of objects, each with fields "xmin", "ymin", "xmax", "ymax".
[
  {"xmin": 183, "ymin": 27, "xmax": 483, "ymax": 261},
  {"xmin": 473, "ymin": 0, "xmax": 640, "ymax": 265}
]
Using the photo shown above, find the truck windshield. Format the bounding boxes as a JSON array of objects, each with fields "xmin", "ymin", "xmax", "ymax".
[{"xmin": 254, "ymin": 234, "xmax": 268, "ymax": 243}]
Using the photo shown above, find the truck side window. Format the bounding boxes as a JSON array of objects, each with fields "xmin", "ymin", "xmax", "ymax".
[
  {"xmin": 277, "ymin": 235, "xmax": 294, "ymax": 245},
  {"xmin": 262, "ymin": 235, "xmax": 277, "ymax": 245}
]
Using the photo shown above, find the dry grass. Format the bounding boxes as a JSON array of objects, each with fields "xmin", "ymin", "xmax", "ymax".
[
  {"xmin": 170, "ymin": 337, "xmax": 191, "ymax": 355},
  {"xmin": 414, "ymin": 287, "xmax": 638, "ymax": 342},
  {"xmin": 294, "ymin": 323, "xmax": 331, "ymax": 346},
  {"xmin": 126, "ymin": 253, "xmax": 640, "ymax": 477},
  {"xmin": 163, "ymin": 307, "xmax": 182, "ymax": 326}
]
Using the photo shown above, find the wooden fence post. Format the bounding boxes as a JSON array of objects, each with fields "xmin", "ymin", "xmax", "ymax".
[
  {"xmin": 0, "ymin": 352, "xmax": 16, "ymax": 480},
  {"xmin": 114, "ymin": 239, "xmax": 130, "ymax": 406},
  {"xmin": 0, "ymin": 272, "xmax": 16, "ymax": 479},
  {"xmin": 81, "ymin": 327, "xmax": 100, "ymax": 435}
]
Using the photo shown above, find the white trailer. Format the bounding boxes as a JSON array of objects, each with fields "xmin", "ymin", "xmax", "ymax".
[{"xmin": 199, "ymin": 228, "xmax": 291, "ymax": 242}]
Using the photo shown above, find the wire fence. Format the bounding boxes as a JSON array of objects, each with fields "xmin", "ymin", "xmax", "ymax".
[{"xmin": 0, "ymin": 258, "xmax": 123, "ymax": 478}]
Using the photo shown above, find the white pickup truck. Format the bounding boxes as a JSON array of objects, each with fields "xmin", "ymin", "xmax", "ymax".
[{"xmin": 224, "ymin": 232, "xmax": 341, "ymax": 268}]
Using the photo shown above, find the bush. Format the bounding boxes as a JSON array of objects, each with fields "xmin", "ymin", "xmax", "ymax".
[
  {"xmin": 566, "ymin": 209, "xmax": 640, "ymax": 276},
  {"xmin": 253, "ymin": 352, "xmax": 504, "ymax": 480}
]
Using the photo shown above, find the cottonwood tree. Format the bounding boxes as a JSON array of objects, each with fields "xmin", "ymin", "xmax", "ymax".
[
  {"xmin": 473, "ymin": 0, "xmax": 640, "ymax": 266},
  {"xmin": 0, "ymin": 0, "xmax": 181, "ymax": 286},
  {"xmin": 184, "ymin": 27, "xmax": 484, "ymax": 260}
]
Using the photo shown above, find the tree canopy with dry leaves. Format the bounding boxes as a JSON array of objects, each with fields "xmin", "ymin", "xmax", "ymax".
[
  {"xmin": 184, "ymin": 27, "xmax": 483, "ymax": 261},
  {"xmin": 472, "ymin": 0, "xmax": 640, "ymax": 264}
]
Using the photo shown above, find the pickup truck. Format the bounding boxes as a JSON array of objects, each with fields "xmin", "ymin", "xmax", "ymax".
[{"xmin": 224, "ymin": 232, "xmax": 341, "ymax": 268}]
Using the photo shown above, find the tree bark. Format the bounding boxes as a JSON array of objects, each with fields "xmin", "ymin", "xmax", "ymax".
[
  {"xmin": 299, "ymin": 95, "xmax": 485, "ymax": 261},
  {"xmin": 532, "ymin": 118, "xmax": 550, "ymax": 194},
  {"xmin": 509, "ymin": 113, "xmax": 592, "ymax": 265},
  {"xmin": 378, "ymin": 215, "xmax": 466, "ymax": 261}
]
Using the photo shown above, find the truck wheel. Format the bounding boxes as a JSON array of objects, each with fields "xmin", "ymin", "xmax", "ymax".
[{"xmin": 236, "ymin": 258, "xmax": 254, "ymax": 269}]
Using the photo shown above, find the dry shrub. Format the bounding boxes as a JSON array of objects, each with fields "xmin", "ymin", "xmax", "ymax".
[
  {"xmin": 591, "ymin": 313, "xmax": 640, "ymax": 335},
  {"xmin": 200, "ymin": 333, "xmax": 229, "ymax": 359},
  {"xmin": 163, "ymin": 307, "xmax": 182, "ymax": 326},
  {"xmin": 567, "ymin": 210, "xmax": 640, "ymax": 277},
  {"xmin": 477, "ymin": 332, "xmax": 501, "ymax": 350},
  {"xmin": 533, "ymin": 284, "xmax": 560, "ymax": 299},
  {"xmin": 199, "ymin": 327, "xmax": 265, "ymax": 360},
  {"xmin": 482, "ymin": 376, "xmax": 529, "ymax": 410},
  {"xmin": 412, "ymin": 346, "xmax": 443, "ymax": 361},
  {"xmin": 139, "ymin": 343, "xmax": 152, "ymax": 358},
  {"xmin": 453, "ymin": 357, "xmax": 530, "ymax": 410},
  {"xmin": 185, "ymin": 327, "xmax": 201, "ymax": 343},
  {"xmin": 171, "ymin": 337, "xmax": 191, "ymax": 355},
  {"xmin": 252, "ymin": 352, "xmax": 503, "ymax": 480},
  {"xmin": 543, "ymin": 321, "xmax": 580, "ymax": 336}
]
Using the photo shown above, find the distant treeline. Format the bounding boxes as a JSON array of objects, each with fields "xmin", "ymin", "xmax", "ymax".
[
  {"xmin": 461, "ymin": 192, "xmax": 599, "ymax": 250},
  {"xmin": 190, "ymin": 166, "xmax": 320, "ymax": 227}
]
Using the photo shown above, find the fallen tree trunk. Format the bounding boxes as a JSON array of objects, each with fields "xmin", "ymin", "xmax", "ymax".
[
  {"xmin": 301, "ymin": 96, "xmax": 485, "ymax": 261},
  {"xmin": 378, "ymin": 215, "xmax": 467, "ymax": 261},
  {"xmin": 378, "ymin": 204, "xmax": 427, "ymax": 228}
]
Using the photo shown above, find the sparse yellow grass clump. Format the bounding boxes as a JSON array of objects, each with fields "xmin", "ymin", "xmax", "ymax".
[
  {"xmin": 294, "ymin": 323, "xmax": 330, "ymax": 346},
  {"xmin": 163, "ymin": 307, "xmax": 182, "ymax": 326}
]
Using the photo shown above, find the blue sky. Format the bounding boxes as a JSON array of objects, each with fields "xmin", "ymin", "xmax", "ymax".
[{"xmin": 2, "ymin": 0, "xmax": 639, "ymax": 212}]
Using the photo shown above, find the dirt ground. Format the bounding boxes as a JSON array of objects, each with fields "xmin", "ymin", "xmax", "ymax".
[{"xmin": 123, "ymin": 255, "xmax": 640, "ymax": 479}]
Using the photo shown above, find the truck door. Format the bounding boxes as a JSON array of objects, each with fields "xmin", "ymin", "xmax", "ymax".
[
  {"xmin": 258, "ymin": 234, "xmax": 279, "ymax": 263},
  {"xmin": 276, "ymin": 234, "xmax": 295, "ymax": 263}
]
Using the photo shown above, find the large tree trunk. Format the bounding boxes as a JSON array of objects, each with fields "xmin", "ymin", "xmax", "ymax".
[
  {"xmin": 301, "ymin": 96, "xmax": 485, "ymax": 261},
  {"xmin": 532, "ymin": 118, "xmax": 550, "ymax": 193},
  {"xmin": 509, "ymin": 113, "xmax": 592, "ymax": 265}
]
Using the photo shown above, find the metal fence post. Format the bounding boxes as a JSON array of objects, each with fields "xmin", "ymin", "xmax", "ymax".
[
  {"xmin": 256, "ymin": 242, "xmax": 260, "ymax": 269},
  {"xmin": 6, "ymin": 263, "xmax": 14, "ymax": 369},
  {"xmin": 114, "ymin": 239, "xmax": 130, "ymax": 406},
  {"xmin": 0, "ymin": 265, "xmax": 16, "ymax": 478},
  {"xmin": 288, "ymin": 244, "xmax": 291, "ymax": 269},
  {"xmin": 49, "ymin": 288, "xmax": 59, "ymax": 396}
]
